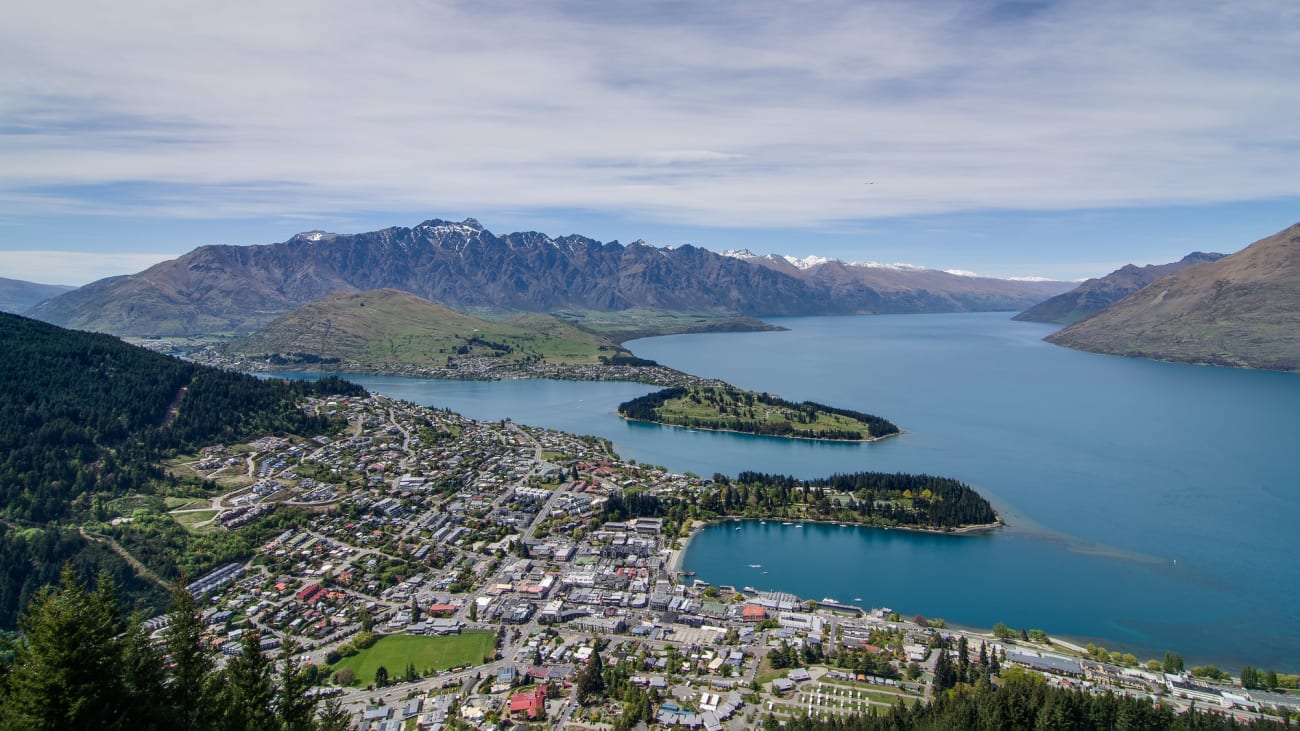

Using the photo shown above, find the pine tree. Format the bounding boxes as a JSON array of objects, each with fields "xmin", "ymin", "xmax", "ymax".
[
  {"xmin": 1, "ymin": 566, "xmax": 143, "ymax": 730},
  {"xmin": 576, "ymin": 650, "xmax": 606, "ymax": 705},
  {"xmin": 214, "ymin": 631, "xmax": 277, "ymax": 730},
  {"xmin": 164, "ymin": 581, "xmax": 215, "ymax": 730},
  {"xmin": 275, "ymin": 637, "xmax": 318, "ymax": 731},
  {"xmin": 315, "ymin": 698, "xmax": 352, "ymax": 731}
]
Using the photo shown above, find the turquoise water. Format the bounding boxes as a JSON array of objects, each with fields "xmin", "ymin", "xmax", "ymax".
[{"xmin": 275, "ymin": 312, "xmax": 1300, "ymax": 670}]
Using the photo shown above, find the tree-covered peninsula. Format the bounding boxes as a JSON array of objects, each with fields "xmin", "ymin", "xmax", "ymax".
[
  {"xmin": 618, "ymin": 385, "xmax": 899, "ymax": 441},
  {"xmin": 603, "ymin": 469, "xmax": 998, "ymax": 532}
]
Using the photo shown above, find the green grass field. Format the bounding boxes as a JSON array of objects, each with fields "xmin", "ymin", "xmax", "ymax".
[
  {"xmin": 331, "ymin": 631, "xmax": 497, "ymax": 686},
  {"xmin": 165, "ymin": 497, "xmax": 211, "ymax": 510},
  {"xmin": 172, "ymin": 510, "xmax": 219, "ymax": 531}
]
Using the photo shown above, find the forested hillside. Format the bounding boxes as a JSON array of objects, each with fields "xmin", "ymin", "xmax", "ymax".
[{"xmin": 0, "ymin": 313, "xmax": 363, "ymax": 626}]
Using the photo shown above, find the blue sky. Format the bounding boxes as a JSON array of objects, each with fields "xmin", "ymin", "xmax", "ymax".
[{"xmin": 3, "ymin": 0, "xmax": 1299, "ymax": 285}]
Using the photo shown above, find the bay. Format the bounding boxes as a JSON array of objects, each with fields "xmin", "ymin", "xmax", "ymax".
[{"xmin": 274, "ymin": 312, "xmax": 1300, "ymax": 670}]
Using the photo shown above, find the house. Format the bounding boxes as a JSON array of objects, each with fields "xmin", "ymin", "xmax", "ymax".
[
  {"xmin": 741, "ymin": 604, "xmax": 767, "ymax": 622},
  {"xmin": 508, "ymin": 685, "xmax": 548, "ymax": 720}
]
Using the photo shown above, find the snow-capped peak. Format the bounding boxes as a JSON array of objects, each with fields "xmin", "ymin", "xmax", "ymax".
[
  {"xmin": 294, "ymin": 230, "xmax": 334, "ymax": 242},
  {"xmin": 782, "ymin": 254, "xmax": 835, "ymax": 270},
  {"xmin": 720, "ymin": 248, "xmax": 759, "ymax": 259}
]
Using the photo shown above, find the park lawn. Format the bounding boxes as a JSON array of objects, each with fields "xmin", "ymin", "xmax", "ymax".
[
  {"xmin": 165, "ymin": 497, "xmax": 211, "ymax": 510},
  {"xmin": 173, "ymin": 510, "xmax": 220, "ymax": 531},
  {"xmin": 332, "ymin": 631, "xmax": 496, "ymax": 686}
]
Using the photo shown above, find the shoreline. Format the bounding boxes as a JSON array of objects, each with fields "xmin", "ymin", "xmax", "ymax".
[
  {"xmin": 620, "ymin": 415, "xmax": 902, "ymax": 444},
  {"xmin": 671, "ymin": 515, "xmax": 1002, "ymax": 578}
]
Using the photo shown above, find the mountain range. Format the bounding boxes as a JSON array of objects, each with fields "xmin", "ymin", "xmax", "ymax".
[
  {"xmin": 27, "ymin": 218, "xmax": 1071, "ymax": 337},
  {"xmin": 1013, "ymin": 252, "xmax": 1225, "ymax": 325},
  {"xmin": 0, "ymin": 277, "xmax": 75, "ymax": 314},
  {"xmin": 1046, "ymin": 222, "xmax": 1300, "ymax": 371}
]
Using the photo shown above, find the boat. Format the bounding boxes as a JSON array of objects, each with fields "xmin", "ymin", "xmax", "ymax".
[
  {"xmin": 853, "ymin": 597, "xmax": 863, "ymax": 602},
  {"xmin": 759, "ymin": 520, "xmax": 766, "ymax": 524},
  {"xmin": 782, "ymin": 521, "xmax": 793, "ymax": 526},
  {"xmin": 762, "ymin": 571, "xmax": 769, "ymax": 574},
  {"xmin": 748, "ymin": 564, "xmax": 762, "ymax": 568},
  {"xmin": 822, "ymin": 597, "xmax": 839, "ymax": 604},
  {"xmin": 794, "ymin": 524, "xmax": 803, "ymax": 528}
]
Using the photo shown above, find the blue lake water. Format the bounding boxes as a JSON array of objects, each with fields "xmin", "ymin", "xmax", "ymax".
[{"xmin": 276, "ymin": 312, "xmax": 1300, "ymax": 670}]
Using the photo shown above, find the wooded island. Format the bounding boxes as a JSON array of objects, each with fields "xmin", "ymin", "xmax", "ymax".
[{"xmin": 617, "ymin": 385, "xmax": 899, "ymax": 441}]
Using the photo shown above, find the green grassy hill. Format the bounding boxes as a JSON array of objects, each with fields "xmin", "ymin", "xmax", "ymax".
[{"xmin": 225, "ymin": 289, "xmax": 632, "ymax": 369}]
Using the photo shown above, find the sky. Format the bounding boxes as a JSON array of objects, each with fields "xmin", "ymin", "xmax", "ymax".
[{"xmin": 3, "ymin": 0, "xmax": 1299, "ymax": 286}]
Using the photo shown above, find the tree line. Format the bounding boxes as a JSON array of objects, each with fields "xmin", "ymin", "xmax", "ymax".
[{"xmin": 601, "ymin": 470, "xmax": 996, "ymax": 531}]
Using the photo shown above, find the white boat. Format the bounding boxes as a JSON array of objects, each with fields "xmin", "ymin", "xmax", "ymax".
[{"xmin": 748, "ymin": 564, "xmax": 762, "ymax": 568}]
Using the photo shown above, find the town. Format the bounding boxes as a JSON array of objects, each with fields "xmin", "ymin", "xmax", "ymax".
[{"xmin": 160, "ymin": 392, "xmax": 1299, "ymax": 729}]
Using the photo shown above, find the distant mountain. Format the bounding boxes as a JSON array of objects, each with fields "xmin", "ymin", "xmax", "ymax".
[
  {"xmin": 0, "ymin": 277, "xmax": 74, "ymax": 313},
  {"xmin": 224, "ymin": 288, "xmax": 626, "ymax": 367},
  {"xmin": 1013, "ymin": 252, "xmax": 1224, "ymax": 325},
  {"xmin": 723, "ymin": 250, "xmax": 1072, "ymax": 313},
  {"xmin": 1046, "ymin": 223, "xmax": 1300, "ymax": 371},
  {"xmin": 29, "ymin": 218, "xmax": 1072, "ymax": 337}
]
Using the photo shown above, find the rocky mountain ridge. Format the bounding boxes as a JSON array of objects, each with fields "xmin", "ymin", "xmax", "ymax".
[
  {"xmin": 30, "ymin": 217, "xmax": 1071, "ymax": 337},
  {"xmin": 1046, "ymin": 223, "xmax": 1300, "ymax": 371},
  {"xmin": 1014, "ymin": 252, "xmax": 1225, "ymax": 325}
]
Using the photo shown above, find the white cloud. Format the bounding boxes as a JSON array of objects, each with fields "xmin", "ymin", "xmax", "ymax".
[
  {"xmin": 1, "ymin": 0, "xmax": 1298, "ymax": 229},
  {"xmin": 1, "ymin": 251, "xmax": 181, "ymax": 286}
]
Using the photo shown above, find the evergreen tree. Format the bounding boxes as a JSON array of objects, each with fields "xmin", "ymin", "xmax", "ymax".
[
  {"xmin": 315, "ymin": 698, "xmax": 352, "ymax": 731},
  {"xmin": 213, "ymin": 631, "xmax": 277, "ymax": 730},
  {"xmin": 374, "ymin": 665, "xmax": 390, "ymax": 688},
  {"xmin": 164, "ymin": 581, "xmax": 215, "ymax": 730},
  {"xmin": 274, "ymin": 637, "xmax": 318, "ymax": 731},
  {"xmin": 576, "ymin": 650, "xmax": 606, "ymax": 705},
  {"xmin": 119, "ymin": 619, "xmax": 168, "ymax": 730},
  {"xmin": 0, "ymin": 566, "xmax": 145, "ymax": 730},
  {"xmin": 933, "ymin": 649, "xmax": 957, "ymax": 692},
  {"xmin": 1163, "ymin": 651, "xmax": 1185, "ymax": 674}
]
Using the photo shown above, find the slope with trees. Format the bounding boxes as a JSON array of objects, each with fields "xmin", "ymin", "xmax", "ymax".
[
  {"xmin": 0, "ymin": 312, "xmax": 362, "ymax": 627},
  {"xmin": 602, "ymin": 470, "xmax": 997, "ymax": 532}
]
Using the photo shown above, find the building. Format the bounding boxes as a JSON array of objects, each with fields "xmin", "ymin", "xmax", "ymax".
[{"xmin": 508, "ymin": 685, "xmax": 548, "ymax": 720}]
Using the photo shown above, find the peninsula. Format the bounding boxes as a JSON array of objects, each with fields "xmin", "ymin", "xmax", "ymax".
[{"xmin": 618, "ymin": 385, "xmax": 900, "ymax": 441}]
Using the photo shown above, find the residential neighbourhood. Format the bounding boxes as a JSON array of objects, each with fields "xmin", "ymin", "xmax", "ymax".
[{"xmin": 160, "ymin": 392, "xmax": 1298, "ymax": 729}]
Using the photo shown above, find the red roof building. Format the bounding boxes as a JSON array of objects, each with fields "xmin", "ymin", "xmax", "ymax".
[
  {"xmin": 509, "ymin": 685, "xmax": 548, "ymax": 720},
  {"xmin": 742, "ymin": 604, "xmax": 767, "ymax": 622},
  {"xmin": 296, "ymin": 583, "xmax": 324, "ymax": 603}
]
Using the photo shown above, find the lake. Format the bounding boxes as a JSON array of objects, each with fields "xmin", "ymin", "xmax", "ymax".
[{"xmin": 276, "ymin": 312, "xmax": 1300, "ymax": 670}]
